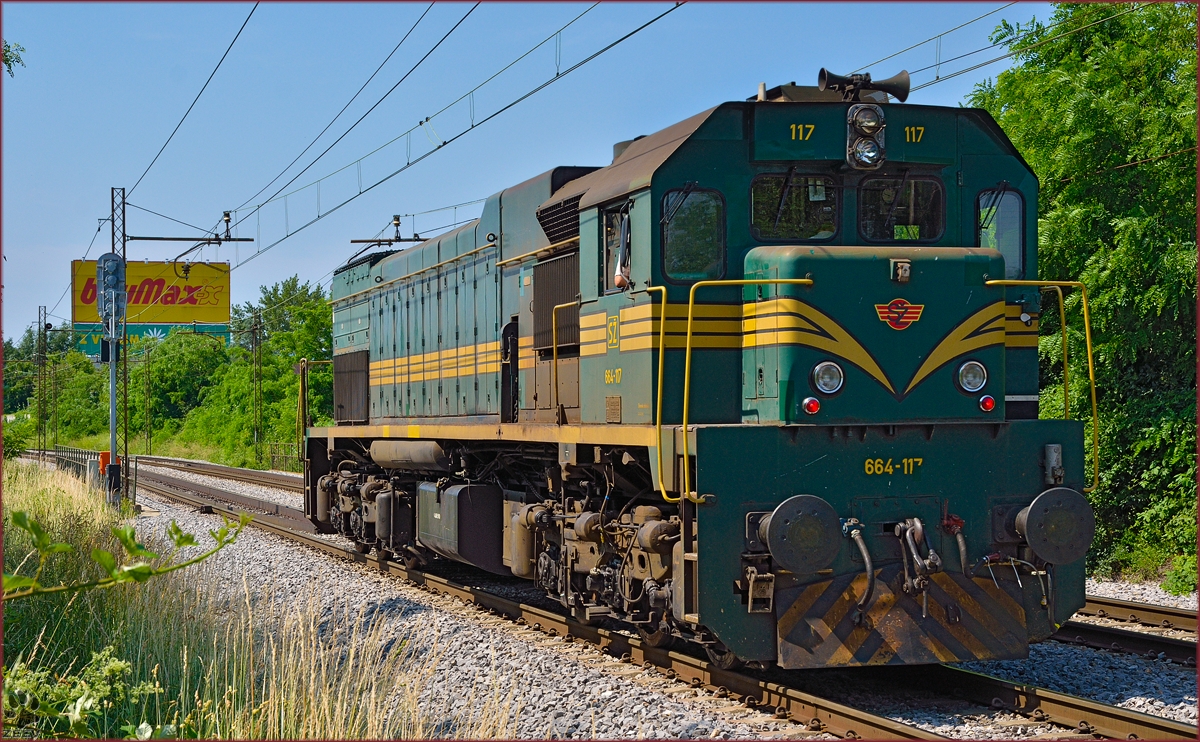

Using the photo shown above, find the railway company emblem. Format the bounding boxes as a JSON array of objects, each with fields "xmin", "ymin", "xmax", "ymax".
[{"xmin": 875, "ymin": 298, "xmax": 924, "ymax": 330}]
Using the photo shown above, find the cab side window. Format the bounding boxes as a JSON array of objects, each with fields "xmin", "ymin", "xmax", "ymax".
[
  {"xmin": 977, "ymin": 188, "xmax": 1024, "ymax": 278},
  {"xmin": 602, "ymin": 204, "xmax": 632, "ymax": 292},
  {"xmin": 661, "ymin": 187, "xmax": 725, "ymax": 282},
  {"xmin": 750, "ymin": 172, "xmax": 837, "ymax": 240},
  {"xmin": 859, "ymin": 176, "xmax": 944, "ymax": 242}
]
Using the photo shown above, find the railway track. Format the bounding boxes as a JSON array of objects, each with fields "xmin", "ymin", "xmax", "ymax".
[{"xmin": 134, "ymin": 465, "xmax": 1197, "ymax": 741}]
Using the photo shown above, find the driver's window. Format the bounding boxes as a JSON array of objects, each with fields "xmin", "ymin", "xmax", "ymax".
[
  {"xmin": 602, "ymin": 205, "xmax": 631, "ymax": 293},
  {"xmin": 977, "ymin": 189, "xmax": 1024, "ymax": 278}
]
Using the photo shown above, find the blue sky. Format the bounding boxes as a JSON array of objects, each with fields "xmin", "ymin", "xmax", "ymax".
[{"xmin": 2, "ymin": 1, "xmax": 1054, "ymax": 340}]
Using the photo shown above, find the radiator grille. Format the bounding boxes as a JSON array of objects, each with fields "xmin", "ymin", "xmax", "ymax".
[
  {"xmin": 333, "ymin": 350, "xmax": 370, "ymax": 424},
  {"xmin": 535, "ymin": 194, "xmax": 583, "ymax": 245},
  {"xmin": 533, "ymin": 251, "xmax": 579, "ymax": 351}
]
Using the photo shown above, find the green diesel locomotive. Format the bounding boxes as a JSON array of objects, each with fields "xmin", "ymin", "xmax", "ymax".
[{"xmin": 305, "ymin": 69, "xmax": 1098, "ymax": 669}]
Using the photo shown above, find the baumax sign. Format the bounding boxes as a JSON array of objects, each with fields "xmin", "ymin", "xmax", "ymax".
[{"xmin": 72, "ymin": 260, "xmax": 230, "ymax": 325}]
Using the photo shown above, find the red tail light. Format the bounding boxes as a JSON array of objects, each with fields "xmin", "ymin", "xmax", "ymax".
[
  {"xmin": 979, "ymin": 395, "xmax": 996, "ymax": 412},
  {"xmin": 802, "ymin": 397, "xmax": 821, "ymax": 415}
]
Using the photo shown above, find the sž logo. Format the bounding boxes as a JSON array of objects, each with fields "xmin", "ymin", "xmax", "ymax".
[{"xmin": 874, "ymin": 298, "xmax": 924, "ymax": 330}]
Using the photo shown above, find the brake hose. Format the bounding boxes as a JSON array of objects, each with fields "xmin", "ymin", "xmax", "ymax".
[{"xmin": 842, "ymin": 518, "xmax": 875, "ymax": 618}]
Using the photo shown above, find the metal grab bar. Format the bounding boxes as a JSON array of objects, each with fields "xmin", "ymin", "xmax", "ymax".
[
  {"xmin": 641, "ymin": 286, "xmax": 673, "ymax": 503},
  {"xmin": 551, "ymin": 298, "xmax": 582, "ymax": 424},
  {"xmin": 986, "ymin": 279, "xmax": 1099, "ymax": 493},
  {"xmin": 680, "ymin": 278, "xmax": 815, "ymax": 501}
]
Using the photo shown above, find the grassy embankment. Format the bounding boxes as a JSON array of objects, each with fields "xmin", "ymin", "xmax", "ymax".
[{"xmin": 2, "ymin": 461, "xmax": 517, "ymax": 738}]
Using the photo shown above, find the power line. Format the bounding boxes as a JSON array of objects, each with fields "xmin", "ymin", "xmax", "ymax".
[
  {"xmin": 245, "ymin": 4, "xmax": 479, "ymax": 221},
  {"xmin": 1060, "ymin": 146, "xmax": 1198, "ymax": 184},
  {"xmin": 47, "ymin": 218, "xmax": 109, "ymax": 318},
  {"xmin": 853, "ymin": 3, "xmax": 1016, "ymax": 73},
  {"xmin": 128, "ymin": 2, "xmax": 259, "ymax": 197},
  {"xmin": 232, "ymin": 2, "xmax": 677, "ymax": 270},
  {"xmin": 233, "ymin": 3, "xmax": 434, "ymax": 212},
  {"xmin": 127, "ymin": 202, "xmax": 215, "ymax": 235},
  {"xmin": 227, "ymin": 3, "xmax": 599, "ymax": 236},
  {"xmin": 911, "ymin": 4, "xmax": 1144, "ymax": 93}
]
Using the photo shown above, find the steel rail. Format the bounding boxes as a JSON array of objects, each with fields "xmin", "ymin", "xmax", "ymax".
[
  {"xmin": 137, "ymin": 455, "xmax": 303, "ymax": 492},
  {"xmin": 138, "ymin": 470, "xmax": 312, "ymax": 530},
  {"xmin": 1053, "ymin": 621, "xmax": 1196, "ymax": 665},
  {"xmin": 909, "ymin": 664, "xmax": 1197, "ymax": 740},
  {"xmin": 135, "ymin": 473, "xmax": 941, "ymax": 740},
  {"xmin": 1078, "ymin": 595, "xmax": 1197, "ymax": 632}
]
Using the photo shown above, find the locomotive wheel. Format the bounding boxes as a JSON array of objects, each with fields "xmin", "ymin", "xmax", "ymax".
[
  {"xmin": 637, "ymin": 623, "xmax": 674, "ymax": 649},
  {"xmin": 377, "ymin": 549, "xmax": 394, "ymax": 563},
  {"xmin": 353, "ymin": 541, "xmax": 371, "ymax": 554},
  {"xmin": 400, "ymin": 549, "xmax": 424, "ymax": 570},
  {"xmin": 704, "ymin": 642, "xmax": 743, "ymax": 670}
]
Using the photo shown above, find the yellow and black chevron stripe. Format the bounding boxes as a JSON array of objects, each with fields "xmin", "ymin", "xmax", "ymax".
[{"xmin": 775, "ymin": 564, "xmax": 1028, "ymax": 668}]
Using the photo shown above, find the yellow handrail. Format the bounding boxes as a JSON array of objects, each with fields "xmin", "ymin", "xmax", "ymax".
[
  {"xmin": 551, "ymin": 298, "xmax": 581, "ymax": 423},
  {"xmin": 642, "ymin": 286, "xmax": 673, "ymax": 503},
  {"xmin": 680, "ymin": 278, "xmax": 815, "ymax": 501},
  {"xmin": 986, "ymin": 279, "xmax": 1099, "ymax": 493}
]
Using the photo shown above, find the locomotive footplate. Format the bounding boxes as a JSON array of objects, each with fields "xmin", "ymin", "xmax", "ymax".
[{"xmin": 774, "ymin": 565, "xmax": 1027, "ymax": 668}]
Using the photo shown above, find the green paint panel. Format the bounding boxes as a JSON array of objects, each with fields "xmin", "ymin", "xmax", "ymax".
[{"xmin": 753, "ymin": 103, "xmax": 847, "ymax": 161}]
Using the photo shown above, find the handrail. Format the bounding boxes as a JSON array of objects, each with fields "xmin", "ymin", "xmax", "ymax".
[
  {"xmin": 331, "ymin": 242, "xmax": 497, "ymax": 305},
  {"xmin": 496, "ymin": 236, "xmax": 580, "ymax": 268},
  {"xmin": 680, "ymin": 278, "xmax": 815, "ymax": 501},
  {"xmin": 642, "ymin": 286, "xmax": 672, "ymax": 503},
  {"xmin": 987, "ymin": 279, "xmax": 1099, "ymax": 493},
  {"xmin": 551, "ymin": 298, "xmax": 582, "ymax": 424}
]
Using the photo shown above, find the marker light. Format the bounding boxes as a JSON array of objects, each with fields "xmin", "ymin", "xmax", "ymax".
[
  {"xmin": 979, "ymin": 395, "xmax": 996, "ymax": 412},
  {"xmin": 957, "ymin": 361, "xmax": 987, "ymax": 393},
  {"xmin": 812, "ymin": 361, "xmax": 844, "ymax": 394},
  {"xmin": 802, "ymin": 397, "xmax": 821, "ymax": 415},
  {"xmin": 851, "ymin": 138, "xmax": 883, "ymax": 168},
  {"xmin": 852, "ymin": 106, "xmax": 882, "ymax": 136}
]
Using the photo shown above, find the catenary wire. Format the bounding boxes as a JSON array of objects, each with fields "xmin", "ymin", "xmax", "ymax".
[
  {"xmin": 910, "ymin": 4, "xmax": 1144, "ymax": 93},
  {"xmin": 128, "ymin": 2, "xmax": 259, "ymax": 198},
  {"xmin": 127, "ymin": 203, "xmax": 216, "ymax": 235},
  {"xmin": 852, "ymin": 3, "xmax": 1016, "ymax": 73},
  {"xmin": 232, "ymin": 2, "xmax": 681, "ymax": 271},
  {"xmin": 245, "ymin": 4, "xmax": 479, "ymax": 219},
  {"xmin": 226, "ymin": 4, "xmax": 598, "ymax": 235},
  {"xmin": 233, "ymin": 3, "xmax": 434, "ymax": 212}
]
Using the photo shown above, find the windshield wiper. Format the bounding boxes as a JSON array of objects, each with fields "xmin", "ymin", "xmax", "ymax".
[
  {"xmin": 773, "ymin": 166, "xmax": 798, "ymax": 229},
  {"xmin": 883, "ymin": 168, "xmax": 912, "ymax": 232},
  {"xmin": 661, "ymin": 181, "xmax": 697, "ymax": 225},
  {"xmin": 979, "ymin": 180, "xmax": 1010, "ymax": 233}
]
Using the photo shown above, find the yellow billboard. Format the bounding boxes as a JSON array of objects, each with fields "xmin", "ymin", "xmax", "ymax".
[{"xmin": 72, "ymin": 260, "xmax": 231, "ymax": 324}]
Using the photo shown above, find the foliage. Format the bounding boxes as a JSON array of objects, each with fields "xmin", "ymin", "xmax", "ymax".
[
  {"xmin": 3, "ymin": 509, "xmax": 247, "ymax": 602},
  {"xmin": 3, "ymin": 39, "xmax": 25, "ymax": 78},
  {"xmin": 4, "ymin": 322, "xmax": 74, "ymax": 415},
  {"xmin": 4, "ymin": 413, "xmax": 32, "ymax": 460},
  {"xmin": 968, "ymin": 3, "xmax": 1197, "ymax": 578},
  {"xmin": 1162, "ymin": 554, "xmax": 1198, "ymax": 596}
]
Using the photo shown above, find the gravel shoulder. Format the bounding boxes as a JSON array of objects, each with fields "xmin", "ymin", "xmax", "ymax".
[
  {"xmin": 1086, "ymin": 577, "xmax": 1198, "ymax": 611},
  {"xmin": 137, "ymin": 464, "xmax": 302, "ymax": 510}
]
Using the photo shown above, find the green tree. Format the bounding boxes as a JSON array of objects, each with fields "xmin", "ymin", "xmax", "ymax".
[
  {"xmin": 3, "ymin": 39, "xmax": 25, "ymax": 78},
  {"xmin": 968, "ymin": 3, "xmax": 1197, "ymax": 577}
]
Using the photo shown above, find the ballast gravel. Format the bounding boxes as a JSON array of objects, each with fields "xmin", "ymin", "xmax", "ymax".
[
  {"xmin": 132, "ymin": 477, "xmax": 1198, "ymax": 738},
  {"xmin": 1086, "ymin": 577, "xmax": 1198, "ymax": 611}
]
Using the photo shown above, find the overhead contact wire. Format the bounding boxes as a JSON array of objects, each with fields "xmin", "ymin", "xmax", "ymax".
[
  {"xmin": 128, "ymin": 2, "xmax": 259, "ymax": 197},
  {"xmin": 233, "ymin": 3, "xmax": 435, "ymax": 212}
]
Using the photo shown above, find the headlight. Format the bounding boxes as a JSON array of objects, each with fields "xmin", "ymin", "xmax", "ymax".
[
  {"xmin": 852, "ymin": 107, "xmax": 882, "ymax": 135},
  {"xmin": 812, "ymin": 361, "xmax": 844, "ymax": 394},
  {"xmin": 958, "ymin": 361, "xmax": 987, "ymax": 393},
  {"xmin": 851, "ymin": 138, "xmax": 882, "ymax": 167}
]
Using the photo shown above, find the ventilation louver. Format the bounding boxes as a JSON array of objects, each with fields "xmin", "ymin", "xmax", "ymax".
[{"xmin": 535, "ymin": 194, "xmax": 584, "ymax": 245}]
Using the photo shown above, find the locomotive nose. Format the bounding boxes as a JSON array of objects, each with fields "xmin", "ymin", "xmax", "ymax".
[{"xmin": 1015, "ymin": 487, "xmax": 1096, "ymax": 564}]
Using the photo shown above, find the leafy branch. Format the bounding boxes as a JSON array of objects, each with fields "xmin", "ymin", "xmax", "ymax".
[{"xmin": 3, "ymin": 511, "xmax": 250, "ymax": 601}]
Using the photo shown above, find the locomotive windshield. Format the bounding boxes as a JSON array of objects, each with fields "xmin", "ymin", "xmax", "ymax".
[
  {"xmin": 859, "ymin": 175, "xmax": 944, "ymax": 243},
  {"xmin": 750, "ymin": 172, "xmax": 837, "ymax": 241}
]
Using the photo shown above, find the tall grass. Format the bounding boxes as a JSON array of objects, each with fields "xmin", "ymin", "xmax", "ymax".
[{"xmin": 3, "ymin": 462, "xmax": 520, "ymax": 738}]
